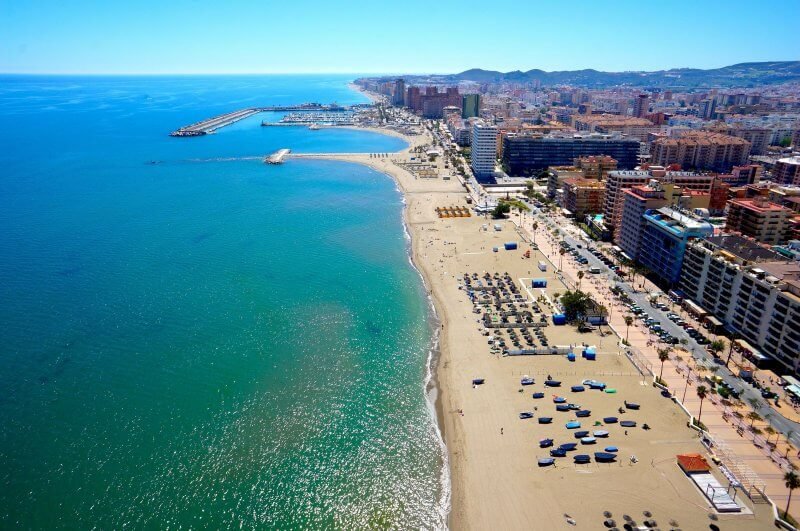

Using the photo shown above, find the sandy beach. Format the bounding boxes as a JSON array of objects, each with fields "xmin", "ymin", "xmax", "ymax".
[{"xmin": 292, "ymin": 124, "xmax": 773, "ymax": 529}]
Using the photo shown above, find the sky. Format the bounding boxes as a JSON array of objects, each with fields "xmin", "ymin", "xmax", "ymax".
[{"xmin": 2, "ymin": 0, "xmax": 799, "ymax": 75}]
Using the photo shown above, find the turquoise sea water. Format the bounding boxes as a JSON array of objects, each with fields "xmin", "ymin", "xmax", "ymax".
[{"xmin": 0, "ymin": 75, "xmax": 447, "ymax": 528}]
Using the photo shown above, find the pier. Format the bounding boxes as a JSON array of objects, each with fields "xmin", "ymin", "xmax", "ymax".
[
  {"xmin": 170, "ymin": 108, "xmax": 260, "ymax": 137},
  {"xmin": 170, "ymin": 102, "xmax": 365, "ymax": 137},
  {"xmin": 264, "ymin": 149, "xmax": 291, "ymax": 164}
]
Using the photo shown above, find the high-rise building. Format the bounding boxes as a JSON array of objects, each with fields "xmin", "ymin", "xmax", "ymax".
[
  {"xmin": 633, "ymin": 94, "xmax": 650, "ymax": 118},
  {"xmin": 615, "ymin": 181, "xmax": 670, "ymax": 260},
  {"xmin": 574, "ymin": 155, "xmax": 617, "ymax": 180},
  {"xmin": 680, "ymin": 235, "xmax": 800, "ymax": 373},
  {"xmin": 560, "ymin": 178, "xmax": 605, "ymax": 217},
  {"xmin": 471, "ymin": 122, "xmax": 498, "ymax": 180},
  {"xmin": 724, "ymin": 198, "xmax": 794, "ymax": 245},
  {"xmin": 392, "ymin": 79, "xmax": 405, "ymax": 106},
  {"xmin": 699, "ymin": 99, "xmax": 717, "ymax": 119},
  {"xmin": 603, "ymin": 170, "xmax": 714, "ymax": 237},
  {"xmin": 638, "ymin": 207, "xmax": 714, "ymax": 285},
  {"xmin": 773, "ymin": 156, "xmax": 800, "ymax": 186},
  {"xmin": 502, "ymin": 135, "xmax": 639, "ymax": 175},
  {"xmin": 650, "ymin": 131, "xmax": 751, "ymax": 172},
  {"xmin": 462, "ymin": 94, "xmax": 480, "ymax": 118}
]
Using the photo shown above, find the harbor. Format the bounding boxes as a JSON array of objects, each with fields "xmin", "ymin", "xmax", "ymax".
[
  {"xmin": 170, "ymin": 103, "xmax": 360, "ymax": 136},
  {"xmin": 169, "ymin": 108, "xmax": 260, "ymax": 136}
]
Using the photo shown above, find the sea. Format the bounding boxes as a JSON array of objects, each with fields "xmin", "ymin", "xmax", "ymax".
[{"xmin": 0, "ymin": 74, "xmax": 449, "ymax": 529}]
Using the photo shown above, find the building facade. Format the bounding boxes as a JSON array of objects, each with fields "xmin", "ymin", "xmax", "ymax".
[
  {"xmin": 774, "ymin": 156, "xmax": 800, "ymax": 186},
  {"xmin": 560, "ymin": 178, "xmax": 605, "ymax": 217},
  {"xmin": 650, "ymin": 131, "xmax": 751, "ymax": 172},
  {"xmin": 471, "ymin": 122, "xmax": 498, "ymax": 180},
  {"xmin": 462, "ymin": 94, "xmax": 480, "ymax": 119},
  {"xmin": 502, "ymin": 135, "xmax": 639, "ymax": 175},
  {"xmin": 725, "ymin": 198, "xmax": 794, "ymax": 245},
  {"xmin": 638, "ymin": 207, "xmax": 714, "ymax": 285},
  {"xmin": 680, "ymin": 235, "xmax": 800, "ymax": 374}
]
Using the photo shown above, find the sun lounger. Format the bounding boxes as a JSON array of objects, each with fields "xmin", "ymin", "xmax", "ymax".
[{"xmin": 620, "ymin": 420, "xmax": 637, "ymax": 428}]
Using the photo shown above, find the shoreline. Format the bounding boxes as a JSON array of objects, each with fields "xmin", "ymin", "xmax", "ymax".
[{"xmin": 289, "ymin": 124, "xmax": 460, "ymax": 526}]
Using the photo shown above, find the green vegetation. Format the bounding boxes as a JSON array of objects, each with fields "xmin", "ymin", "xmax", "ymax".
[
  {"xmin": 558, "ymin": 290, "xmax": 591, "ymax": 322},
  {"xmin": 491, "ymin": 202, "xmax": 511, "ymax": 219}
]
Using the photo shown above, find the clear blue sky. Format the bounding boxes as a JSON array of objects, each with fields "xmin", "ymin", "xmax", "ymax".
[{"xmin": 2, "ymin": 0, "xmax": 799, "ymax": 74}]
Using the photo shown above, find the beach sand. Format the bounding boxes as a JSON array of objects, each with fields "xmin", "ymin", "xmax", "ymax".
[{"xmin": 293, "ymin": 127, "xmax": 772, "ymax": 530}]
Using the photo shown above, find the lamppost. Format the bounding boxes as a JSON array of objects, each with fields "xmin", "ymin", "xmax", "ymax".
[{"xmin": 682, "ymin": 366, "xmax": 693, "ymax": 403}]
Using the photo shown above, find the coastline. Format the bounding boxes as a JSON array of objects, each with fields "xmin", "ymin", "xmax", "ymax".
[{"xmin": 290, "ymin": 125, "xmax": 462, "ymax": 526}]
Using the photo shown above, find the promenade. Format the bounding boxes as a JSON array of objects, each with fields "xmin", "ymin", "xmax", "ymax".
[{"xmin": 517, "ymin": 210, "xmax": 798, "ymax": 519}]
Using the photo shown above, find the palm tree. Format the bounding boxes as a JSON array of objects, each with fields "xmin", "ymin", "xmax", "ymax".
[
  {"xmin": 577, "ymin": 270, "xmax": 584, "ymax": 290},
  {"xmin": 725, "ymin": 334, "xmax": 738, "ymax": 368},
  {"xmin": 784, "ymin": 470, "xmax": 800, "ymax": 519},
  {"xmin": 696, "ymin": 385, "xmax": 709, "ymax": 425},
  {"xmin": 658, "ymin": 348, "xmax": 670, "ymax": 380},
  {"xmin": 747, "ymin": 411, "xmax": 762, "ymax": 427},
  {"xmin": 708, "ymin": 339, "xmax": 725, "ymax": 359},
  {"xmin": 559, "ymin": 248, "xmax": 565, "ymax": 270},
  {"xmin": 765, "ymin": 425, "xmax": 777, "ymax": 445},
  {"xmin": 624, "ymin": 315, "xmax": 634, "ymax": 342},
  {"xmin": 531, "ymin": 221, "xmax": 538, "ymax": 244}
]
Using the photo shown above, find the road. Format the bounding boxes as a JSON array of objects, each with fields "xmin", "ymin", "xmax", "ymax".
[{"xmin": 534, "ymin": 209, "xmax": 800, "ymax": 447}]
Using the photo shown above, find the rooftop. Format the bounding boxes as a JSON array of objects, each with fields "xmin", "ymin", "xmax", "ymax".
[
  {"xmin": 702, "ymin": 234, "xmax": 785, "ymax": 262},
  {"xmin": 653, "ymin": 130, "xmax": 751, "ymax": 146},
  {"xmin": 729, "ymin": 198, "xmax": 792, "ymax": 213}
]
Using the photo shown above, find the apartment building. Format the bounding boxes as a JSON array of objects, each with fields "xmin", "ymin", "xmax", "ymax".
[
  {"xmin": 680, "ymin": 235, "xmax": 800, "ymax": 374},
  {"xmin": 638, "ymin": 207, "xmax": 714, "ymax": 285},
  {"xmin": 650, "ymin": 131, "xmax": 751, "ymax": 172},
  {"xmin": 560, "ymin": 178, "xmax": 605, "ymax": 217},
  {"xmin": 725, "ymin": 198, "xmax": 795, "ymax": 245}
]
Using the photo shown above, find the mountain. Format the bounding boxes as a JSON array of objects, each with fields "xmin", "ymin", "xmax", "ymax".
[{"xmin": 445, "ymin": 61, "xmax": 800, "ymax": 88}]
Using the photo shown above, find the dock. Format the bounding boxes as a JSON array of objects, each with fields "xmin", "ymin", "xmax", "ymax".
[
  {"xmin": 170, "ymin": 102, "xmax": 365, "ymax": 137},
  {"xmin": 264, "ymin": 149, "xmax": 291, "ymax": 164},
  {"xmin": 170, "ymin": 108, "xmax": 260, "ymax": 137}
]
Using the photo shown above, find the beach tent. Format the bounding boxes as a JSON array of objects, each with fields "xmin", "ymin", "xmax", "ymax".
[
  {"xmin": 552, "ymin": 314, "xmax": 567, "ymax": 325},
  {"xmin": 532, "ymin": 279, "xmax": 547, "ymax": 288},
  {"xmin": 582, "ymin": 346, "xmax": 597, "ymax": 360},
  {"xmin": 504, "ymin": 242, "xmax": 518, "ymax": 250}
]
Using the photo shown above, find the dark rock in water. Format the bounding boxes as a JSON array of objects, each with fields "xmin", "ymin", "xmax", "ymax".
[
  {"xmin": 191, "ymin": 232, "xmax": 212, "ymax": 244},
  {"xmin": 364, "ymin": 321, "xmax": 382, "ymax": 336}
]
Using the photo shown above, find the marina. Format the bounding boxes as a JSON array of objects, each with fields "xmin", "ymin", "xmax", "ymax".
[
  {"xmin": 170, "ymin": 108, "xmax": 260, "ymax": 136},
  {"xmin": 170, "ymin": 103, "xmax": 361, "ymax": 136}
]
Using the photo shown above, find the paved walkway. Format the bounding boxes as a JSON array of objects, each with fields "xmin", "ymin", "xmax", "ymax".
[{"xmin": 516, "ymin": 211, "xmax": 797, "ymax": 518}]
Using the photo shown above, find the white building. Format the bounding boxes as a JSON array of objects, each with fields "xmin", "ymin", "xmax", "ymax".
[{"xmin": 471, "ymin": 121, "xmax": 498, "ymax": 179}]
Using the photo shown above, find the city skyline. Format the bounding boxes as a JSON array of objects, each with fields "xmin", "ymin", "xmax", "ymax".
[{"xmin": 2, "ymin": 0, "xmax": 800, "ymax": 75}]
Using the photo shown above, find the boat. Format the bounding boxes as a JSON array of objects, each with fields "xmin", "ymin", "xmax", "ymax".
[
  {"xmin": 604, "ymin": 446, "xmax": 619, "ymax": 453},
  {"xmin": 574, "ymin": 430, "xmax": 589, "ymax": 438},
  {"xmin": 583, "ymin": 379, "xmax": 606, "ymax": 390},
  {"xmin": 624, "ymin": 401, "xmax": 640, "ymax": 410},
  {"xmin": 568, "ymin": 404, "xmax": 581, "ymax": 410},
  {"xmin": 593, "ymin": 430, "xmax": 609, "ymax": 438},
  {"xmin": 565, "ymin": 421, "xmax": 581, "ymax": 429},
  {"xmin": 538, "ymin": 417, "xmax": 553, "ymax": 424},
  {"xmin": 539, "ymin": 438, "xmax": 554, "ymax": 448},
  {"xmin": 532, "ymin": 393, "xmax": 545, "ymax": 399},
  {"xmin": 581, "ymin": 437, "xmax": 597, "ymax": 444},
  {"xmin": 575, "ymin": 410, "xmax": 591, "ymax": 418},
  {"xmin": 553, "ymin": 396, "xmax": 566, "ymax": 404},
  {"xmin": 520, "ymin": 377, "xmax": 535, "ymax": 386},
  {"xmin": 308, "ymin": 123, "xmax": 321, "ymax": 130},
  {"xmin": 604, "ymin": 388, "xmax": 617, "ymax": 394},
  {"xmin": 550, "ymin": 448, "xmax": 567, "ymax": 457},
  {"xmin": 559, "ymin": 443, "xmax": 578, "ymax": 451},
  {"xmin": 603, "ymin": 417, "xmax": 618, "ymax": 424},
  {"xmin": 555, "ymin": 404, "xmax": 570, "ymax": 412},
  {"xmin": 544, "ymin": 380, "xmax": 561, "ymax": 387},
  {"xmin": 570, "ymin": 385, "xmax": 585, "ymax": 392},
  {"xmin": 472, "ymin": 378, "xmax": 485, "ymax": 385},
  {"xmin": 620, "ymin": 420, "xmax": 637, "ymax": 428},
  {"xmin": 538, "ymin": 457, "xmax": 556, "ymax": 467},
  {"xmin": 573, "ymin": 454, "xmax": 591, "ymax": 464},
  {"xmin": 519, "ymin": 412, "xmax": 534, "ymax": 419},
  {"xmin": 594, "ymin": 452, "xmax": 617, "ymax": 462}
]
